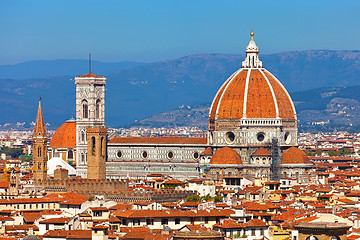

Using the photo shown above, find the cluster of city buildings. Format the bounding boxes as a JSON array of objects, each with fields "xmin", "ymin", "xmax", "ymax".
[
  {"xmin": 0, "ymin": 32, "xmax": 359, "ymax": 239},
  {"xmin": 111, "ymin": 126, "xmax": 207, "ymax": 138}
]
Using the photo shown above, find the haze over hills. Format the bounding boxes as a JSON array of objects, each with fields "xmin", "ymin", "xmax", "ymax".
[
  {"xmin": 1, "ymin": 50, "xmax": 360, "ymax": 129},
  {"xmin": 0, "ymin": 60, "xmax": 144, "ymax": 79},
  {"xmin": 137, "ymin": 85, "xmax": 360, "ymax": 132}
]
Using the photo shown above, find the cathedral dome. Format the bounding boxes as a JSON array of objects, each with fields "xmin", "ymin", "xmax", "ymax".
[
  {"xmin": 50, "ymin": 120, "xmax": 76, "ymax": 149},
  {"xmin": 208, "ymin": 31, "xmax": 296, "ymax": 130},
  {"xmin": 210, "ymin": 146, "xmax": 242, "ymax": 165},
  {"xmin": 281, "ymin": 146, "xmax": 312, "ymax": 165},
  {"xmin": 252, "ymin": 147, "xmax": 272, "ymax": 156}
]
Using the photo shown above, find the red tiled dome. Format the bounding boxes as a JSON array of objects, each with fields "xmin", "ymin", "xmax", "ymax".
[
  {"xmin": 209, "ymin": 68, "xmax": 296, "ymax": 121},
  {"xmin": 210, "ymin": 146, "xmax": 242, "ymax": 165},
  {"xmin": 50, "ymin": 120, "xmax": 76, "ymax": 149},
  {"xmin": 200, "ymin": 147, "xmax": 212, "ymax": 156},
  {"xmin": 281, "ymin": 146, "xmax": 312, "ymax": 164},
  {"xmin": 252, "ymin": 147, "xmax": 272, "ymax": 156}
]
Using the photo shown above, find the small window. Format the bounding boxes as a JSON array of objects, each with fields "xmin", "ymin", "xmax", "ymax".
[
  {"xmin": 193, "ymin": 152, "xmax": 199, "ymax": 160},
  {"xmin": 161, "ymin": 218, "xmax": 168, "ymax": 225},
  {"xmin": 91, "ymin": 137, "xmax": 96, "ymax": 155},
  {"xmin": 167, "ymin": 151, "xmax": 174, "ymax": 160},
  {"xmin": 68, "ymin": 150, "xmax": 73, "ymax": 159},
  {"xmin": 284, "ymin": 132, "xmax": 292, "ymax": 144},
  {"xmin": 175, "ymin": 218, "xmax": 180, "ymax": 224},
  {"xmin": 133, "ymin": 219, "xmax": 140, "ymax": 226},
  {"xmin": 116, "ymin": 150, "xmax": 122, "ymax": 159},
  {"xmin": 122, "ymin": 219, "xmax": 127, "ymax": 226},
  {"xmin": 82, "ymin": 100, "xmax": 89, "ymax": 119},
  {"xmin": 225, "ymin": 132, "xmax": 235, "ymax": 143},
  {"xmin": 205, "ymin": 217, "xmax": 209, "ymax": 224},
  {"xmin": 257, "ymin": 133, "xmax": 265, "ymax": 142},
  {"xmin": 96, "ymin": 99, "xmax": 101, "ymax": 119},
  {"xmin": 81, "ymin": 131, "xmax": 85, "ymax": 142},
  {"xmin": 141, "ymin": 151, "xmax": 148, "ymax": 159}
]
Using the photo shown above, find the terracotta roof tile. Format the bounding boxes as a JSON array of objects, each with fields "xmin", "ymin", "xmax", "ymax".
[
  {"xmin": 200, "ymin": 147, "xmax": 212, "ymax": 156},
  {"xmin": 209, "ymin": 69, "xmax": 296, "ymax": 121},
  {"xmin": 39, "ymin": 217, "xmax": 72, "ymax": 224},
  {"xmin": 50, "ymin": 120, "xmax": 76, "ymax": 149},
  {"xmin": 210, "ymin": 146, "xmax": 242, "ymax": 165},
  {"xmin": 43, "ymin": 229, "xmax": 91, "ymax": 238},
  {"xmin": 0, "ymin": 181, "xmax": 9, "ymax": 188},
  {"xmin": 281, "ymin": 147, "xmax": 312, "ymax": 164},
  {"xmin": 263, "ymin": 70, "xmax": 295, "ymax": 120},
  {"xmin": 163, "ymin": 179, "xmax": 185, "ymax": 185},
  {"xmin": 77, "ymin": 72, "xmax": 104, "ymax": 78},
  {"xmin": 252, "ymin": 147, "xmax": 272, "ymax": 156}
]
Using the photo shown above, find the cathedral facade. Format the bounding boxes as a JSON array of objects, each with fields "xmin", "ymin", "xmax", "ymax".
[{"xmin": 48, "ymin": 31, "xmax": 313, "ymax": 183}]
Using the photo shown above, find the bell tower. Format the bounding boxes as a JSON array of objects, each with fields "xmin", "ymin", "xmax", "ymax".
[
  {"xmin": 33, "ymin": 99, "xmax": 48, "ymax": 184},
  {"xmin": 75, "ymin": 57, "xmax": 106, "ymax": 178},
  {"xmin": 86, "ymin": 126, "xmax": 107, "ymax": 179}
]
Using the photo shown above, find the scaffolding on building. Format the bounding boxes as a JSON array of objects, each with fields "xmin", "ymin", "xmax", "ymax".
[{"xmin": 270, "ymin": 138, "xmax": 281, "ymax": 180}]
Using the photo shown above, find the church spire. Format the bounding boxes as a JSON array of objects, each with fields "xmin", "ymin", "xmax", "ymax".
[
  {"xmin": 32, "ymin": 98, "xmax": 48, "ymax": 184},
  {"xmin": 242, "ymin": 30, "xmax": 263, "ymax": 68},
  {"xmin": 33, "ymin": 98, "xmax": 47, "ymax": 139}
]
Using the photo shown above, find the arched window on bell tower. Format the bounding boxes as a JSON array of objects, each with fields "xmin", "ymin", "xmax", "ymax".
[
  {"xmin": 82, "ymin": 100, "xmax": 88, "ymax": 119},
  {"xmin": 91, "ymin": 137, "xmax": 96, "ymax": 155},
  {"xmin": 81, "ymin": 131, "xmax": 85, "ymax": 142},
  {"xmin": 81, "ymin": 152, "xmax": 85, "ymax": 164},
  {"xmin": 38, "ymin": 147, "xmax": 42, "ymax": 157},
  {"xmin": 96, "ymin": 99, "xmax": 101, "ymax": 119},
  {"xmin": 101, "ymin": 137, "xmax": 106, "ymax": 157}
]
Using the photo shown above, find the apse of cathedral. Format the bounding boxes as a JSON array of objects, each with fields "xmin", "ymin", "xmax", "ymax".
[{"xmin": 40, "ymin": 31, "xmax": 313, "ymax": 184}]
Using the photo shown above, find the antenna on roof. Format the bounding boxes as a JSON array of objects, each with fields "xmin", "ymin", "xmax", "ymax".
[{"xmin": 89, "ymin": 53, "xmax": 91, "ymax": 73}]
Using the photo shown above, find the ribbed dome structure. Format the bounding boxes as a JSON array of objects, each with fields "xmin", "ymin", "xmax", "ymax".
[
  {"xmin": 209, "ymin": 68, "xmax": 296, "ymax": 121},
  {"xmin": 210, "ymin": 146, "xmax": 242, "ymax": 165},
  {"xmin": 207, "ymin": 31, "xmax": 298, "ymax": 150},
  {"xmin": 208, "ymin": 31, "xmax": 296, "ymax": 132},
  {"xmin": 50, "ymin": 120, "xmax": 76, "ymax": 149},
  {"xmin": 281, "ymin": 146, "xmax": 312, "ymax": 165}
]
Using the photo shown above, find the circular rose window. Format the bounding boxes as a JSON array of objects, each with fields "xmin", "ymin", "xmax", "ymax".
[
  {"xmin": 225, "ymin": 132, "xmax": 235, "ymax": 143},
  {"xmin": 141, "ymin": 151, "xmax": 148, "ymax": 159},
  {"xmin": 257, "ymin": 133, "xmax": 265, "ymax": 142},
  {"xmin": 167, "ymin": 151, "xmax": 174, "ymax": 160}
]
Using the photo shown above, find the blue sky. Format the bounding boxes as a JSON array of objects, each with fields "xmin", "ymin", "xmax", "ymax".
[{"xmin": 1, "ymin": 0, "xmax": 360, "ymax": 65}]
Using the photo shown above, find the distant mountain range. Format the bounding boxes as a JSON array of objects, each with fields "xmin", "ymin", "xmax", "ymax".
[
  {"xmin": 0, "ymin": 60, "xmax": 143, "ymax": 79},
  {"xmin": 137, "ymin": 85, "xmax": 360, "ymax": 132},
  {"xmin": 1, "ymin": 50, "xmax": 360, "ymax": 129}
]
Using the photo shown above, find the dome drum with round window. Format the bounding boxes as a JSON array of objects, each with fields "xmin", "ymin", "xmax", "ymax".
[
  {"xmin": 208, "ymin": 31, "xmax": 297, "ymax": 148},
  {"xmin": 141, "ymin": 151, "xmax": 148, "ymax": 159},
  {"xmin": 116, "ymin": 150, "xmax": 122, "ymax": 159},
  {"xmin": 192, "ymin": 151, "xmax": 199, "ymax": 160},
  {"xmin": 167, "ymin": 151, "xmax": 174, "ymax": 160}
]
